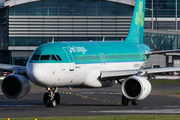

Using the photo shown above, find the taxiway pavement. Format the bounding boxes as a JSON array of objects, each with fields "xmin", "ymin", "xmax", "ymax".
[{"xmin": 0, "ymin": 84, "xmax": 180, "ymax": 118}]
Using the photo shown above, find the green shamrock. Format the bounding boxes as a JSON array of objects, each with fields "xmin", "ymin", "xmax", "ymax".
[{"xmin": 135, "ymin": 1, "xmax": 144, "ymax": 31}]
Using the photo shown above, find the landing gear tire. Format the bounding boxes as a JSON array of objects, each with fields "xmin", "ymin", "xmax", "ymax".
[
  {"xmin": 46, "ymin": 98, "xmax": 51, "ymax": 107},
  {"xmin": 43, "ymin": 92, "xmax": 49, "ymax": 105},
  {"xmin": 131, "ymin": 100, "xmax": 138, "ymax": 106},
  {"xmin": 44, "ymin": 97, "xmax": 57, "ymax": 107},
  {"xmin": 44, "ymin": 87, "xmax": 59, "ymax": 107},
  {"xmin": 122, "ymin": 95, "xmax": 129, "ymax": 106},
  {"xmin": 51, "ymin": 99, "xmax": 57, "ymax": 107},
  {"xmin": 54, "ymin": 93, "xmax": 60, "ymax": 105}
]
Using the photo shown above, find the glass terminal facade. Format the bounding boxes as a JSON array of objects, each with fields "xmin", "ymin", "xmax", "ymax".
[
  {"xmin": 144, "ymin": 0, "xmax": 180, "ymax": 51},
  {"xmin": 145, "ymin": 0, "xmax": 180, "ymax": 68},
  {"xmin": 8, "ymin": 0, "xmax": 134, "ymax": 46},
  {"xmin": 144, "ymin": 32, "xmax": 180, "ymax": 50},
  {"xmin": 0, "ymin": 0, "xmax": 180, "ymax": 66},
  {"xmin": 146, "ymin": 0, "xmax": 180, "ymax": 18},
  {"xmin": 145, "ymin": 0, "xmax": 180, "ymax": 30}
]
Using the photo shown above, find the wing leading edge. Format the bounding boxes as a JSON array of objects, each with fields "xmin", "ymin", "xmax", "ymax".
[
  {"xmin": 100, "ymin": 67, "xmax": 180, "ymax": 80},
  {"xmin": 146, "ymin": 49, "xmax": 180, "ymax": 55},
  {"xmin": 0, "ymin": 64, "xmax": 26, "ymax": 72}
]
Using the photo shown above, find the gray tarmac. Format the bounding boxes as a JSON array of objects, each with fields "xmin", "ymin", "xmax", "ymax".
[{"xmin": 0, "ymin": 84, "xmax": 180, "ymax": 118}]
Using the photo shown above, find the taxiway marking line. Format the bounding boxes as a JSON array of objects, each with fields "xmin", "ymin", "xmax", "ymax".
[{"xmin": 60, "ymin": 91, "xmax": 121, "ymax": 105}]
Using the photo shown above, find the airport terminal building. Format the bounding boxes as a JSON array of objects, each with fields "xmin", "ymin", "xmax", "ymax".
[{"xmin": 0, "ymin": 0, "xmax": 180, "ymax": 68}]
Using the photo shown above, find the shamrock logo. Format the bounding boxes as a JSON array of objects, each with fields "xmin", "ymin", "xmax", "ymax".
[{"xmin": 135, "ymin": 1, "xmax": 144, "ymax": 31}]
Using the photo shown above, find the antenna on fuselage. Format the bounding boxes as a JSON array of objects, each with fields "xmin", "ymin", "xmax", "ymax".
[
  {"xmin": 52, "ymin": 37, "xmax": 54, "ymax": 44},
  {"xmin": 103, "ymin": 36, "xmax": 105, "ymax": 42}
]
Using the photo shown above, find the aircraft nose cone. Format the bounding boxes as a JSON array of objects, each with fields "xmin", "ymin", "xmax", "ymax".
[
  {"xmin": 27, "ymin": 63, "xmax": 48, "ymax": 86},
  {"xmin": 33, "ymin": 64, "xmax": 47, "ymax": 80}
]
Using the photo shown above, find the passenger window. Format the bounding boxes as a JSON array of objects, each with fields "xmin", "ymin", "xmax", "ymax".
[
  {"xmin": 52, "ymin": 55, "xmax": 58, "ymax": 61},
  {"xmin": 56, "ymin": 55, "xmax": 62, "ymax": 61},
  {"xmin": 40, "ymin": 55, "xmax": 50, "ymax": 60},
  {"xmin": 31, "ymin": 55, "xmax": 40, "ymax": 60}
]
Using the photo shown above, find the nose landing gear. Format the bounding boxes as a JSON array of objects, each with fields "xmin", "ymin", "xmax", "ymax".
[{"xmin": 43, "ymin": 87, "xmax": 60, "ymax": 107}]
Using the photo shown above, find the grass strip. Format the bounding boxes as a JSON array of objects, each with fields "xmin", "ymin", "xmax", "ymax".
[
  {"xmin": 150, "ymin": 79, "xmax": 180, "ymax": 85},
  {"xmin": 1, "ymin": 115, "xmax": 180, "ymax": 120},
  {"xmin": 168, "ymin": 91, "xmax": 180, "ymax": 95}
]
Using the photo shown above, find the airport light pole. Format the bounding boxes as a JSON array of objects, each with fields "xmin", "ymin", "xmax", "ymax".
[
  {"xmin": 176, "ymin": 0, "xmax": 177, "ymax": 30},
  {"xmin": 152, "ymin": 0, "xmax": 153, "ymax": 30}
]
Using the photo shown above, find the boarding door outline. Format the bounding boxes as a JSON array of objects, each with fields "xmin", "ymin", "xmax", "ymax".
[{"xmin": 63, "ymin": 47, "xmax": 75, "ymax": 71}]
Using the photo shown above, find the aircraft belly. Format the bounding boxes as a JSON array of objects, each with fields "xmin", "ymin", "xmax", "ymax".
[
  {"xmin": 73, "ymin": 61, "xmax": 145, "ymax": 86},
  {"xmin": 74, "ymin": 64, "xmax": 101, "ymax": 84},
  {"xmin": 28, "ymin": 61, "xmax": 145, "ymax": 87}
]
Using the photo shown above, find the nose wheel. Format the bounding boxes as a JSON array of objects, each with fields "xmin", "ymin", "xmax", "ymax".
[{"xmin": 43, "ymin": 87, "xmax": 60, "ymax": 107}]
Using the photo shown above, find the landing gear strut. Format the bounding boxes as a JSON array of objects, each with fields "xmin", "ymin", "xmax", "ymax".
[
  {"xmin": 43, "ymin": 87, "xmax": 60, "ymax": 107},
  {"xmin": 122, "ymin": 95, "xmax": 139, "ymax": 106}
]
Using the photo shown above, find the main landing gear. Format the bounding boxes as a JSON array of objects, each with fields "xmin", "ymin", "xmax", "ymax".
[
  {"xmin": 122, "ymin": 95, "xmax": 138, "ymax": 106},
  {"xmin": 43, "ymin": 87, "xmax": 60, "ymax": 107}
]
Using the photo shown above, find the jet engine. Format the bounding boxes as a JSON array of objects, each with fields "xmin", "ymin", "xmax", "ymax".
[
  {"xmin": 1, "ymin": 74, "xmax": 31, "ymax": 99},
  {"xmin": 122, "ymin": 76, "xmax": 151, "ymax": 100}
]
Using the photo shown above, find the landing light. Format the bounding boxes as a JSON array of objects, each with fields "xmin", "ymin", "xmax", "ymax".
[{"xmin": 46, "ymin": 87, "xmax": 51, "ymax": 91}]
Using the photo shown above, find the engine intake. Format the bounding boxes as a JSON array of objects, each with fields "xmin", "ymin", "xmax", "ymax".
[
  {"xmin": 1, "ymin": 74, "xmax": 31, "ymax": 99},
  {"xmin": 122, "ymin": 76, "xmax": 151, "ymax": 100}
]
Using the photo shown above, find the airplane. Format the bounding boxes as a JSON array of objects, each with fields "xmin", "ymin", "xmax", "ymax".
[{"xmin": 1, "ymin": 0, "xmax": 180, "ymax": 107}]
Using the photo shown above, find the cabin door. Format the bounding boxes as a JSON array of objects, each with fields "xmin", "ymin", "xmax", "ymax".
[{"xmin": 63, "ymin": 47, "xmax": 75, "ymax": 71}]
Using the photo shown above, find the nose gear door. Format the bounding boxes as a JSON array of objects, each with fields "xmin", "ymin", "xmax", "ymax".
[{"xmin": 63, "ymin": 47, "xmax": 75, "ymax": 71}]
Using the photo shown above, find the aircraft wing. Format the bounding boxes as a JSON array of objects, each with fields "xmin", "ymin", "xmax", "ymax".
[
  {"xmin": 0, "ymin": 64, "xmax": 26, "ymax": 72},
  {"xmin": 146, "ymin": 49, "xmax": 180, "ymax": 55},
  {"xmin": 100, "ymin": 67, "xmax": 180, "ymax": 80}
]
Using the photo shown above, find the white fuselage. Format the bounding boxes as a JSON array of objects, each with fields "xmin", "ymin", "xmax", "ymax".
[{"xmin": 27, "ymin": 61, "xmax": 145, "ymax": 87}]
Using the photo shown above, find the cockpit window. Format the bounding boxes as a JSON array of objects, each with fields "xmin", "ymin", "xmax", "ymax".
[
  {"xmin": 40, "ymin": 55, "xmax": 50, "ymax": 60},
  {"xmin": 56, "ymin": 55, "xmax": 62, "ymax": 61},
  {"xmin": 52, "ymin": 55, "xmax": 58, "ymax": 61},
  {"xmin": 31, "ymin": 55, "xmax": 40, "ymax": 60}
]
